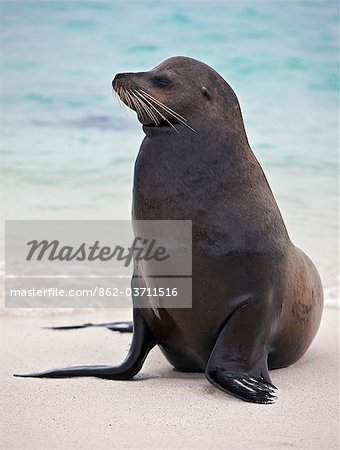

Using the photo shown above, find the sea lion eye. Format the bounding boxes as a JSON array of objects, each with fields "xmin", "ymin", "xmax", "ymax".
[{"xmin": 154, "ymin": 75, "xmax": 172, "ymax": 87}]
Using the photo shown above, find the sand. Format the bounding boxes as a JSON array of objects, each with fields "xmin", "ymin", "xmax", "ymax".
[{"xmin": 1, "ymin": 307, "xmax": 339, "ymax": 449}]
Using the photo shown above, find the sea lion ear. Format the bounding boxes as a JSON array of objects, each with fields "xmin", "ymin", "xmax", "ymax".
[{"xmin": 202, "ymin": 86, "xmax": 212, "ymax": 100}]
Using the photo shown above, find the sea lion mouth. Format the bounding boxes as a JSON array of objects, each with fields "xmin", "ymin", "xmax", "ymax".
[
  {"xmin": 112, "ymin": 81, "xmax": 195, "ymax": 133},
  {"xmin": 143, "ymin": 118, "xmax": 179, "ymax": 128}
]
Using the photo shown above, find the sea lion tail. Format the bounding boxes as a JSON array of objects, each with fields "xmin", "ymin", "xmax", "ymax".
[
  {"xmin": 14, "ymin": 310, "xmax": 154, "ymax": 380},
  {"xmin": 43, "ymin": 321, "xmax": 133, "ymax": 333}
]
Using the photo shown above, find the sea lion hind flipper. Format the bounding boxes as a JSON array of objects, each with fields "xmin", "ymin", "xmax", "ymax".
[
  {"xmin": 14, "ymin": 310, "xmax": 154, "ymax": 379},
  {"xmin": 44, "ymin": 321, "xmax": 133, "ymax": 333},
  {"xmin": 206, "ymin": 370, "xmax": 277, "ymax": 404},
  {"xmin": 205, "ymin": 296, "xmax": 277, "ymax": 404}
]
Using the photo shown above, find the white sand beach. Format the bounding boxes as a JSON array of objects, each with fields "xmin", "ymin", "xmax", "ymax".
[{"xmin": 1, "ymin": 307, "xmax": 339, "ymax": 449}]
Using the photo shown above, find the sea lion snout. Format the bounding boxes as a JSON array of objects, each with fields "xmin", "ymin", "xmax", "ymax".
[
  {"xmin": 112, "ymin": 72, "xmax": 134, "ymax": 88},
  {"xmin": 112, "ymin": 72, "xmax": 134, "ymax": 83}
]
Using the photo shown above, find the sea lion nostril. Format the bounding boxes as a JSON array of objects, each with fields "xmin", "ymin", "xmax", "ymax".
[{"xmin": 112, "ymin": 72, "xmax": 135, "ymax": 85}]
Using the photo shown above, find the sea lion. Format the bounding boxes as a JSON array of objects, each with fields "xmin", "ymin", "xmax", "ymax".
[{"xmin": 15, "ymin": 56, "xmax": 323, "ymax": 404}]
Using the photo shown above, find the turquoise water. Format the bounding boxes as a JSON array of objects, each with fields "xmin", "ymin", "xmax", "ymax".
[{"xmin": 0, "ymin": 1, "xmax": 339, "ymax": 304}]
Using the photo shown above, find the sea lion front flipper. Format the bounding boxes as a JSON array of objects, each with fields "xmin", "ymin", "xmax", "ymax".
[
  {"xmin": 14, "ymin": 309, "xmax": 154, "ymax": 379},
  {"xmin": 44, "ymin": 321, "xmax": 133, "ymax": 333},
  {"xmin": 205, "ymin": 297, "xmax": 277, "ymax": 404}
]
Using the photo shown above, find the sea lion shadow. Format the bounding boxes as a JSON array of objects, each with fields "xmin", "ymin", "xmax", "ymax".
[{"xmin": 134, "ymin": 367, "xmax": 205, "ymax": 382}]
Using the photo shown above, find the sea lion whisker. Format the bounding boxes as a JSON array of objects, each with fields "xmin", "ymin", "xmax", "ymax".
[
  {"xmin": 135, "ymin": 91, "xmax": 178, "ymax": 133},
  {"xmin": 115, "ymin": 87, "xmax": 157, "ymax": 125},
  {"xmin": 141, "ymin": 95, "xmax": 187, "ymax": 125},
  {"xmin": 141, "ymin": 92, "xmax": 188, "ymax": 123},
  {"xmin": 139, "ymin": 99, "xmax": 157, "ymax": 124},
  {"xmin": 131, "ymin": 90, "xmax": 160, "ymax": 125},
  {"xmin": 132, "ymin": 96, "xmax": 148, "ymax": 121},
  {"xmin": 112, "ymin": 87, "xmax": 119, "ymax": 99},
  {"xmin": 140, "ymin": 91, "xmax": 196, "ymax": 133},
  {"xmin": 141, "ymin": 91, "xmax": 196, "ymax": 133},
  {"xmin": 133, "ymin": 90, "xmax": 163, "ymax": 123},
  {"xmin": 129, "ymin": 90, "xmax": 157, "ymax": 125},
  {"xmin": 135, "ymin": 91, "xmax": 174, "ymax": 127},
  {"xmin": 134, "ymin": 91, "xmax": 171, "ymax": 127},
  {"xmin": 126, "ymin": 91, "xmax": 145, "ymax": 119},
  {"xmin": 114, "ymin": 87, "xmax": 128, "ymax": 112},
  {"xmin": 117, "ymin": 87, "xmax": 126, "ymax": 104},
  {"xmin": 119, "ymin": 87, "xmax": 128, "ymax": 105},
  {"xmin": 125, "ymin": 91, "xmax": 132, "ymax": 108},
  {"xmin": 127, "ymin": 92, "xmax": 140, "ymax": 116},
  {"xmin": 132, "ymin": 92, "xmax": 156, "ymax": 124},
  {"xmin": 141, "ymin": 90, "xmax": 188, "ymax": 122},
  {"xmin": 112, "ymin": 90, "xmax": 122, "ymax": 108},
  {"xmin": 111, "ymin": 87, "xmax": 118, "ymax": 100},
  {"xmin": 123, "ymin": 90, "xmax": 134, "ymax": 110}
]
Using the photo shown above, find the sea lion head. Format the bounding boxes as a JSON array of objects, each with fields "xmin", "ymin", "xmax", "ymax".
[{"xmin": 112, "ymin": 56, "xmax": 241, "ymax": 135}]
